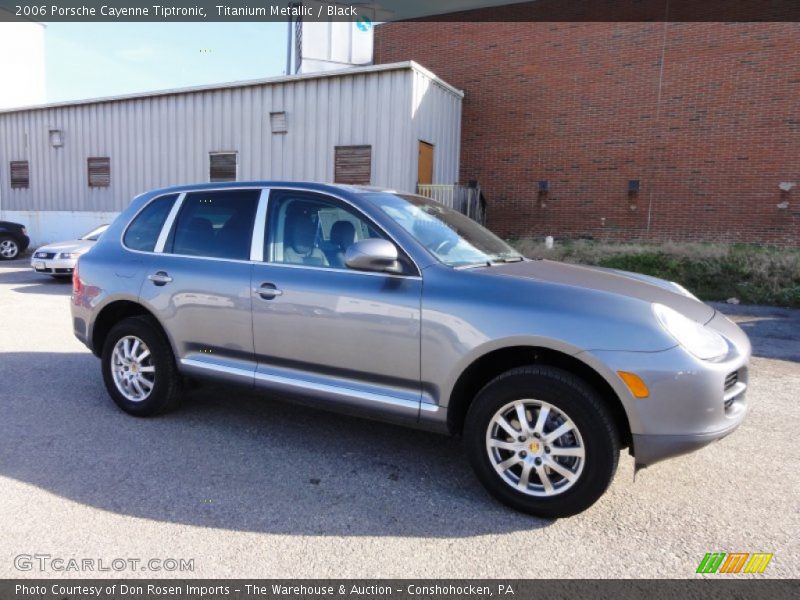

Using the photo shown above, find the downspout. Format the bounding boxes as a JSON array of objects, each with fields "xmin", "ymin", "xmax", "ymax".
[{"xmin": 285, "ymin": 12, "xmax": 293, "ymax": 75}]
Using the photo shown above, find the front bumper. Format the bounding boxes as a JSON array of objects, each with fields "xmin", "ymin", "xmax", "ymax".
[
  {"xmin": 631, "ymin": 420, "xmax": 743, "ymax": 467},
  {"xmin": 31, "ymin": 255, "xmax": 78, "ymax": 275},
  {"xmin": 581, "ymin": 311, "xmax": 751, "ymax": 467}
]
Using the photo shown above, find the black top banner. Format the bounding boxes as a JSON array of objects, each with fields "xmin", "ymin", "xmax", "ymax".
[{"xmin": 1, "ymin": 0, "xmax": 799, "ymax": 23}]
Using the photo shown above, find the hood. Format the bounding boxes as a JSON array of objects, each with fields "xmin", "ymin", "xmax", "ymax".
[
  {"xmin": 487, "ymin": 259, "xmax": 715, "ymax": 323},
  {"xmin": 36, "ymin": 239, "xmax": 95, "ymax": 253}
]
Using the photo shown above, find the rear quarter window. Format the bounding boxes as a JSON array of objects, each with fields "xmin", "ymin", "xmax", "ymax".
[{"xmin": 123, "ymin": 194, "xmax": 178, "ymax": 252}]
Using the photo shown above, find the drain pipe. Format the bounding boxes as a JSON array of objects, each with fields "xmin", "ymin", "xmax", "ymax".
[{"xmin": 285, "ymin": 10, "xmax": 293, "ymax": 75}]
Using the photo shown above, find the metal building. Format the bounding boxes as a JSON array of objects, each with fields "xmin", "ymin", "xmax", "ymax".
[{"xmin": 0, "ymin": 61, "xmax": 463, "ymax": 245}]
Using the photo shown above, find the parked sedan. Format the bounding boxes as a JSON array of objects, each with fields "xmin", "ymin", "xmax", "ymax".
[
  {"xmin": 31, "ymin": 225, "xmax": 108, "ymax": 278},
  {"xmin": 71, "ymin": 183, "xmax": 750, "ymax": 517},
  {"xmin": 0, "ymin": 221, "xmax": 30, "ymax": 260}
]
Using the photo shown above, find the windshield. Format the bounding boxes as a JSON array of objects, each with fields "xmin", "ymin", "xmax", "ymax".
[
  {"xmin": 365, "ymin": 193, "xmax": 523, "ymax": 267},
  {"xmin": 80, "ymin": 224, "xmax": 109, "ymax": 241}
]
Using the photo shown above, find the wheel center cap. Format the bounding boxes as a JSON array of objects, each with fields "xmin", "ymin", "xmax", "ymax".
[{"xmin": 528, "ymin": 440, "xmax": 541, "ymax": 454}]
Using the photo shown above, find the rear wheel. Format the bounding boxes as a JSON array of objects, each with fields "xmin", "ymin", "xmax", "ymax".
[
  {"xmin": 464, "ymin": 366, "xmax": 619, "ymax": 518},
  {"xmin": 0, "ymin": 236, "xmax": 20, "ymax": 260},
  {"xmin": 101, "ymin": 316, "xmax": 182, "ymax": 416}
]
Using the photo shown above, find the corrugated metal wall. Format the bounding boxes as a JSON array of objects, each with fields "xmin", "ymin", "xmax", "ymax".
[{"xmin": 0, "ymin": 62, "xmax": 462, "ymax": 213}]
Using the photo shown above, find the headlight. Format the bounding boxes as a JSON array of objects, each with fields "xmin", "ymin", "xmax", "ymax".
[
  {"xmin": 652, "ymin": 303, "xmax": 728, "ymax": 360},
  {"xmin": 59, "ymin": 252, "xmax": 80, "ymax": 259}
]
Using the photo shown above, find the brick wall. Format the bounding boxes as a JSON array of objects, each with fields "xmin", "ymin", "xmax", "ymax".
[{"xmin": 375, "ymin": 22, "xmax": 800, "ymax": 245}]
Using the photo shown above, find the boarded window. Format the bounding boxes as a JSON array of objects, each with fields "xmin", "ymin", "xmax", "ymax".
[
  {"xmin": 210, "ymin": 152, "xmax": 237, "ymax": 182},
  {"xmin": 10, "ymin": 161, "xmax": 30, "ymax": 189},
  {"xmin": 87, "ymin": 157, "xmax": 111, "ymax": 187},
  {"xmin": 334, "ymin": 146, "xmax": 371, "ymax": 185}
]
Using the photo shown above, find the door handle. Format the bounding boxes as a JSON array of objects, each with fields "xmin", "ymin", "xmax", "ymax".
[
  {"xmin": 255, "ymin": 283, "xmax": 283, "ymax": 299},
  {"xmin": 147, "ymin": 271, "xmax": 173, "ymax": 286}
]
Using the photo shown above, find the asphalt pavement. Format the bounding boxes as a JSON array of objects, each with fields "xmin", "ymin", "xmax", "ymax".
[{"xmin": 0, "ymin": 258, "xmax": 798, "ymax": 578}]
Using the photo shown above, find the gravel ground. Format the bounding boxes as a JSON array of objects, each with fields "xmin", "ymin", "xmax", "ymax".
[{"xmin": 0, "ymin": 259, "xmax": 798, "ymax": 579}]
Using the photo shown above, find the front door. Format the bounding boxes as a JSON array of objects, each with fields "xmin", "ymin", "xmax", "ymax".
[
  {"xmin": 251, "ymin": 189, "xmax": 423, "ymax": 422},
  {"xmin": 418, "ymin": 141, "xmax": 434, "ymax": 185}
]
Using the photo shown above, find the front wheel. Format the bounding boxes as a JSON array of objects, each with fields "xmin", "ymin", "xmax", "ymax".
[
  {"xmin": 0, "ymin": 236, "xmax": 20, "ymax": 260},
  {"xmin": 101, "ymin": 316, "xmax": 182, "ymax": 416},
  {"xmin": 464, "ymin": 366, "xmax": 619, "ymax": 518}
]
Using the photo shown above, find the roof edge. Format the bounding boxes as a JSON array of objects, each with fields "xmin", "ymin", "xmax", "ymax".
[
  {"xmin": 408, "ymin": 61, "xmax": 465, "ymax": 98},
  {"xmin": 0, "ymin": 60, "xmax": 462, "ymax": 115}
]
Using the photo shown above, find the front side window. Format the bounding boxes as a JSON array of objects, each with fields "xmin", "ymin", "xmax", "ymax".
[
  {"xmin": 366, "ymin": 192, "xmax": 524, "ymax": 268},
  {"xmin": 265, "ymin": 190, "xmax": 385, "ymax": 269},
  {"xmin": 123, "ymin": 194, "xmax": 178, "ymax": 252},
  {"xmin": 168, "ymin": 189, "xmax": 259, "ymax": 260}
]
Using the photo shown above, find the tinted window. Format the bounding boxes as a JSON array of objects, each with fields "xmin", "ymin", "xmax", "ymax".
[
  {"xmin": 169, "ymin": 189, "xmax": 259, "ymax": 260},
  {"xmin": 123, "ymin": 194, "xmax": 177, "ymax": 252},
  {"xmin": 266, "ymin": 190, "xmax": 395, "ymax": 270}
]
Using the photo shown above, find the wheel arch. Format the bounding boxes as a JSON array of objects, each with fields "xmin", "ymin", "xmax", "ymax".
[
  {"xmin": 446, "ymin": 345, "xmax": 632, "ymax": 448},
  {"xmin": 90, "ymin": 300, "xmax": 169, "ymax": 358}
]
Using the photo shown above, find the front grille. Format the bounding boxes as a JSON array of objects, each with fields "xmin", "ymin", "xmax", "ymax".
[
  {"xmin": 723, "ymin": 370, "xmax": 741, "ymax": 410},
  {"xmin": 724, "ymin": 370, "xmax": 738, "ymax": 391},
  {"xmin": 35, "ymin": 252, "xmax": 55, "ymax": 259}
]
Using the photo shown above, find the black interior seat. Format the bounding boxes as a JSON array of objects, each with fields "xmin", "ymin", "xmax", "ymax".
[{"xmin": 327, "ymin": 220, "xmax": 356, "ymax": 267}]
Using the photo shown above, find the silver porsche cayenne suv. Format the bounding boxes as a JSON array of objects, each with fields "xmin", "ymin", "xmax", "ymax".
[{"xmin": 71, "ymin": 182, "xmax": 750, "ymax": 517}]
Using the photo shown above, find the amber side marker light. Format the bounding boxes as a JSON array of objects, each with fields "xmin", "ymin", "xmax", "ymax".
[{"xmin": 617, "ymin": 371, "xmax": 650, "ymax": 398}]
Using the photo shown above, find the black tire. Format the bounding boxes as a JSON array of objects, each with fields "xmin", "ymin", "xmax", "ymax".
[
  {"xmin": 101, "ymin": 315, "xmax": 182, "ymax": 417},
  {"xmin": 0, "ymin": 235, "xmax": 20, "ymax": 260},
  {"xmin": 464, "ymin": 366, "xmax": 619, "ymax": 518}
]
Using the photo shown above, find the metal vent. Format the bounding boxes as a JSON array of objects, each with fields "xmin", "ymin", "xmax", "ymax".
[
  {"xmin": 10, "ymin": 160, "xmax": 30, "ymax": 189},
  {"xmin": 209, "ymin": 152, "xmax": 237, "ymax": 182},
  {"xmin": 270, "ymin": 112, "xmax": 287, "ymax": 134},
  {"xmin": 87, "ymin": 157, "xmax": 110, "ymax": 187},
  {"xmin": 334, "ymin": 145, "xmax": 371, "ymax": 185}
]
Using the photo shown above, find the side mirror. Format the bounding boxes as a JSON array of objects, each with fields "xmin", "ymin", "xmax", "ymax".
[{"xmin": 345, "ymin": 239, "xmax": 402, "ymax": 274}]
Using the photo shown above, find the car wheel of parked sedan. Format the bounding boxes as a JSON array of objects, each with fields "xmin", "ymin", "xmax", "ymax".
[
  {"xmin": 464, "ymin": 366, "xmax": 619, "ymax": 518},
  {"xmin": 101, "ymin": 316, "xmax": 182, "ymax": 417},
  {"xmin": 0, "ymin": 236, "xmax": 20, "ymax": 260}
]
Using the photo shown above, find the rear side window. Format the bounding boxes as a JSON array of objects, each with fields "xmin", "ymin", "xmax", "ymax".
[
  {"xmin": 168, "ymin": 189, "xmax": 260, "ymax": 260},
  {"xmin": 123, "ymin": 194, "xmax": 177, "ymax": 252}
]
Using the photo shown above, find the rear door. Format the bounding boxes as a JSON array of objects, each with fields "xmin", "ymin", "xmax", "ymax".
[
  {"xmin": 137, "ymin": 188, "xmax": 263, "ymax": 383},
  {"xmin": 250, "ymin": 189, "xmax": 423, "ymax": 422}
]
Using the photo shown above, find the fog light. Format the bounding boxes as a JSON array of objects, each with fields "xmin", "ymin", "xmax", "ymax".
[{"xmin": 617, "ymin": 371, "xmax": 650, "ymax": 398}]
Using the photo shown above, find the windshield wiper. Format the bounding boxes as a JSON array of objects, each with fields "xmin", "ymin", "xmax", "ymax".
[
  {"xmin": 455, "ymin": 261, "xmax": 492, "ymax": 270},
  {"xmin": 489, "ymin": 255, "xmax": 524, "ymax": 264}
]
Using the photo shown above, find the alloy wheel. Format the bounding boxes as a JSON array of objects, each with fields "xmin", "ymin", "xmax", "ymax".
[
  {"xmin": 0, "ymin": 239, "xmax": 19, "ymax": 258},
  {"xmin": 111, "ymin": 335, "xmax": 156, "ymax": 402},
  {"xmin": 485, "ymin": 399, "xmax": 585, "ymax": 497}
]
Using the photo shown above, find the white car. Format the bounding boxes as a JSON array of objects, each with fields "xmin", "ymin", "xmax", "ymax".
[{"xmin": 31, "ymin": 225, "xmax": 108, "ymax": 278}]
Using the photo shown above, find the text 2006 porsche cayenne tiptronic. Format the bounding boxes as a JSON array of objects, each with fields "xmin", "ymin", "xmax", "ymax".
[{"xmin": 71, "ymin": 182, "xmax": 750, "ymax": 517}]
